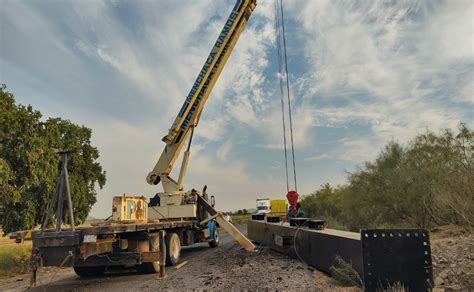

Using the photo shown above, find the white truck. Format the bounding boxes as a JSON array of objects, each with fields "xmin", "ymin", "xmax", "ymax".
[{"xmin": 256, "ymin": 198, "xmax": 271, "ymax": 214}]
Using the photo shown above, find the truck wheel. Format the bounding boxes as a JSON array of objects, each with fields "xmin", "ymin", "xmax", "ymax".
[
  {"xmin": 73, "ymin": 266, "xmax": 106, "ymax": 277},
  {"xmin": 208, "ymin": 228, "xmax": 219, "ymax": 248},
  {"xmin": 139, "ymin": 236, "xmax": 160, "ymax": 273},
  {"xmin": 165, "ymin": 233, "xmax": 181, "ymax": 266}
]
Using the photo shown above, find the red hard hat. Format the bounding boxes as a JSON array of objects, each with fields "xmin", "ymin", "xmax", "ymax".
[{"xmin": 286, "ymin": 190, "xmax": 299, "ymax": 206}]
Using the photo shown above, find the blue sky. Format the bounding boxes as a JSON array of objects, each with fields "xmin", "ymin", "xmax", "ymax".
[{"xmin": 1, "ymin": 0, "xmax": 473, "ymax": 218}]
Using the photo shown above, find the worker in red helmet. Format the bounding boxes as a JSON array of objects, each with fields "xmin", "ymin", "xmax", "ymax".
[
  {"xmin": 287, "ymin": 202, "xmax": 305, "ymax": 219},
  {"xmin": 286, "ymin": 191, "xmax": 305, "ymax": 219}
]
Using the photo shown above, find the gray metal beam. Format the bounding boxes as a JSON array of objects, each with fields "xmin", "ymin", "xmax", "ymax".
[
  {"xmin": 247, "ymin": 220, "xmax": 434, "ymax": 291},
  {"xmin": 247, "ymin": 220, "xmax": 363, "ymax": 275}
]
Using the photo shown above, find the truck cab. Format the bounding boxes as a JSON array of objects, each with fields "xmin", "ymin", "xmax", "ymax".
[{"xmin": 256, "ymin": 198, "xmax": 271, "ymax": 214}]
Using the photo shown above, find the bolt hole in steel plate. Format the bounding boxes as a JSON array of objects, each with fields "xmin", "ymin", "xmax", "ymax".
[{"xmin": 361, "ymin": 229, "xmax": 434, "ymax": 292}]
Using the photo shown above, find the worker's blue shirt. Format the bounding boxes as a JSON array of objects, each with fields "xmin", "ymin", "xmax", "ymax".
[{"xmin": 287, "ymin": 208, "xmax": 305, "ymax": 218}]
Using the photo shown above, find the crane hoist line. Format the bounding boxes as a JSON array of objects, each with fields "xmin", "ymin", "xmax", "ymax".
[{"xmin": 274, "ymin": 0, "xmax": 298, "ymax": 194}]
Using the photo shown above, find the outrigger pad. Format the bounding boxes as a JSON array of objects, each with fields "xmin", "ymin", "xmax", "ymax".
[
  {"xmin": 251, "ymin": 214, "xmax": 265, "ymax": 221},
  {"xmin": 361, "ymin": 229, "xmax": 434, "ymax": 292},
  {"xmin": 289, "ymin": 217, "xmax": 308, "ymax": 226},
  {"xmin": 266, "ymin": 216, "xmax": 280, "ymax": 223}
]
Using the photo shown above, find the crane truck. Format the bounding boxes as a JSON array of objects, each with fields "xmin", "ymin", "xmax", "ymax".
[{"xmin": 9, "ymin": 0, "xmax": 257, "ymax": 287}]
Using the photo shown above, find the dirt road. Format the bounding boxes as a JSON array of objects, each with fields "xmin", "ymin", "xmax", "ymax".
[{"xmin": 1, "ymin": 226, "xmax": 352, "ymax": 291}]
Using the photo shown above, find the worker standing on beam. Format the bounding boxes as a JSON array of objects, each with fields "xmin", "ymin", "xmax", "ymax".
[
  {"xmin": 287, "ymin": 202, "xmax": 305, "ymax": 219},
  {"xmin": 286, "ymin": 191, "xmax": 304, "ymax": 219}
]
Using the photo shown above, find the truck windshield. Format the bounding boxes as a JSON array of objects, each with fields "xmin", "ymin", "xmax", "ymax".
[{"xmin": 257, "ymin": 206, "xmax": 268, "ymax": 210}]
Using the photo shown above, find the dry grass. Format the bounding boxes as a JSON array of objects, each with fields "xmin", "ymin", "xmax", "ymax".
[
  {"xmin": 0, "ymin": 220, "xmax": 101, "ymax": 279},
  {"xmin": 380, "ymin": 282, "xmax": 407, "ymax": 292},
  {"xmin": 0, "ymin": 230, "xmax": 32, "ymax": 278},
  {"xmin": 329, "ymin": 256, "xmax": 363, "ymax": 288},
  {"xmin": 229, "ymin": 214, "xmax": 252, "ymax": 225}
]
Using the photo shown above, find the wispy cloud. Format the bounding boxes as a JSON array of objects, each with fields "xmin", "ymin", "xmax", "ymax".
[
  {"xmin": 2, "ymin": 0, "xmax": 472, "ymax": 216},
  {"xmin": 304, "ymin": 154, "xmax": 328, "ymax": 162},
  {"xmin": 285, "ymin": 0, "xmax": 474, "ymax": 161}
]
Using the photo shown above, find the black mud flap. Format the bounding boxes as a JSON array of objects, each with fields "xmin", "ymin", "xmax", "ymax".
[{"xmin": 361, "ymin": 229, "xmax": 434, "ymax": 292}]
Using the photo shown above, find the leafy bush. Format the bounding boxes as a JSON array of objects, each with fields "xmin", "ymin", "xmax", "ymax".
[{"xmin": 301, "ymin": 124, "xmax": 473, "ymax": 232}]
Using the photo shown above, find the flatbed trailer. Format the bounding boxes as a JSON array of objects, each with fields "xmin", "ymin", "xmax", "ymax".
[
  {"xmin": 9, "ymin": 217, "xmax": 220, "ymax": 287},
  {"xmin": 9, "ymin": 190, "xmax": 255, "ymax": 288},
  {"xmin": 7, "ymin": 1, "xmax": 262, "ymax": 287}
]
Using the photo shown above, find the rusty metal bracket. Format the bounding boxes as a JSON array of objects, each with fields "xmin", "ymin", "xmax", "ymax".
[
  {"xmin": 158, "ymin": 230, "xmax": 166, "ymax": 278},
  {"xmin": 29, "ymin": 248, "xmax": 42, "ymax": 288},
  {"xmin": 79, "ymin": 238, "xmax": 115, "ymax": 260},
  {"xmin": 141, "ymin": 251, "xmax": 160, "ymax": 263}
]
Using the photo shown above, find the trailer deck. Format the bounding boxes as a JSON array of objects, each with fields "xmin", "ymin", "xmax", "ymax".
[{"xmin": 10, "ymin": 220, "xmax": 199, "ymax": 241}]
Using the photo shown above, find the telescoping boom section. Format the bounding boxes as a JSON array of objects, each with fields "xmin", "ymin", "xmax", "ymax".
[{"xmin": 147, "ymin": 0, "xmax": 257, "ymax": 193}]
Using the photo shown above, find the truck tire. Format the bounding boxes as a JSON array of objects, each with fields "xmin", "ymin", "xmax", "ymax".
[
  {"xmin": 139, "ymin": 235, "xmax": 161, "ymax": 273},
  {"xmin": 73, "ymin": 266, "xmax": 106, "ymax": 277},
  {"xmin": 208, "ymin": 228, "xmax": 219, "ymax": 248},
  {"xmin": 165, "ymin": 232, "xmax": 181, "ymax": 266}
]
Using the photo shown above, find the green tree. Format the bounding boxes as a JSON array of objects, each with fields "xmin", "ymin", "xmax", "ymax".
[
  {"xmin": 344, "ymin": 142, "xmax": 412, "ymax": 229},
  {"xmin": 300, "ymin": 183, "xmax": 348, "ymax": 230},
  {"xmin": 301, "ymin": 183, "xmax": 341, "ymax": 218},
  {"xmin": 406, "ymin": 124, "xmax": 474, "ymax": 231},
  {"xmin": 300, "ymin": 123, "xmax": 473, "ymax": 232},
  {"xmin": 0, "ymin": 85, "xmax": 106, "ymax": 234}
]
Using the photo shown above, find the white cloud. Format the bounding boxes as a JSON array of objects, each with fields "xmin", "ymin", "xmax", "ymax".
[
  {"xmin": 287, "ymin": 0, "xmax": 474, "ymax": 162},
  {"xmin": 337, "ymin": 138, "xmax": 380, "ymax": 163},
  {"xmin": 259, "ymin": 103, "xmax": 315, "ymax": 149},
  {"xmin": 3, "ymin": 0, "xmax": 473, "ymax": 218},
  {"xmin": 186, "ymin": 153, "xmax": 285, "ymax": 212},
  {"xmin": 460, "ymin": 81, "xmax": 474, "ymax": 104},
  {"xmin": 304, "ymin": 154, "xmax": 328, "ymax": 162},
  {"xmin": 216, "ymin": 140, "xmax": 232, "ymax": 162}
]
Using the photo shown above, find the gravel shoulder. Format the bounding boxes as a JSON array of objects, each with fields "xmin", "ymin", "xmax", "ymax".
[
  {"xmin": 0, "ymin": 225, "xmax": 353, "ymax": 291},
  {"xmin": 431, "ymin": 225, "xmax": 474, "ymax": 290},
  {"xmin": 1, "ymin": 224, "xmax": 472, "ymax": 291}
]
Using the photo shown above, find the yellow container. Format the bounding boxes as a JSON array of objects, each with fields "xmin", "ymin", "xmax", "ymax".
[
  {"xmin": 270, "ymin": 199, "xmax": 288, "ymax": 214},
  {"xmin": 112, "ymin": 195, "xmax": 148, "ymax": 222}
]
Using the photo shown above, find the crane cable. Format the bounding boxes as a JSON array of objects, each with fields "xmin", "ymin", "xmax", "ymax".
[
  {"xmin": 273, "ymin": 0, "xmax": 289, "ymax": 193},
  {"xmin": 274, "ymin": 0, "xmax": 298, "ymax": 192}
]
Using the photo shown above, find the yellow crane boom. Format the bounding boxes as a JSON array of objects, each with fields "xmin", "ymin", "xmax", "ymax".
[{"xmin": 147, "ymin": 0, "xmax": 257, "ymax": 193}]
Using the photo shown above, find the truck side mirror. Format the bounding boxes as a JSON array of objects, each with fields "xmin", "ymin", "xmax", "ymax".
[{"xmin": 210, "ymin": 195, "xmax": 215, "ymax": 207}]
